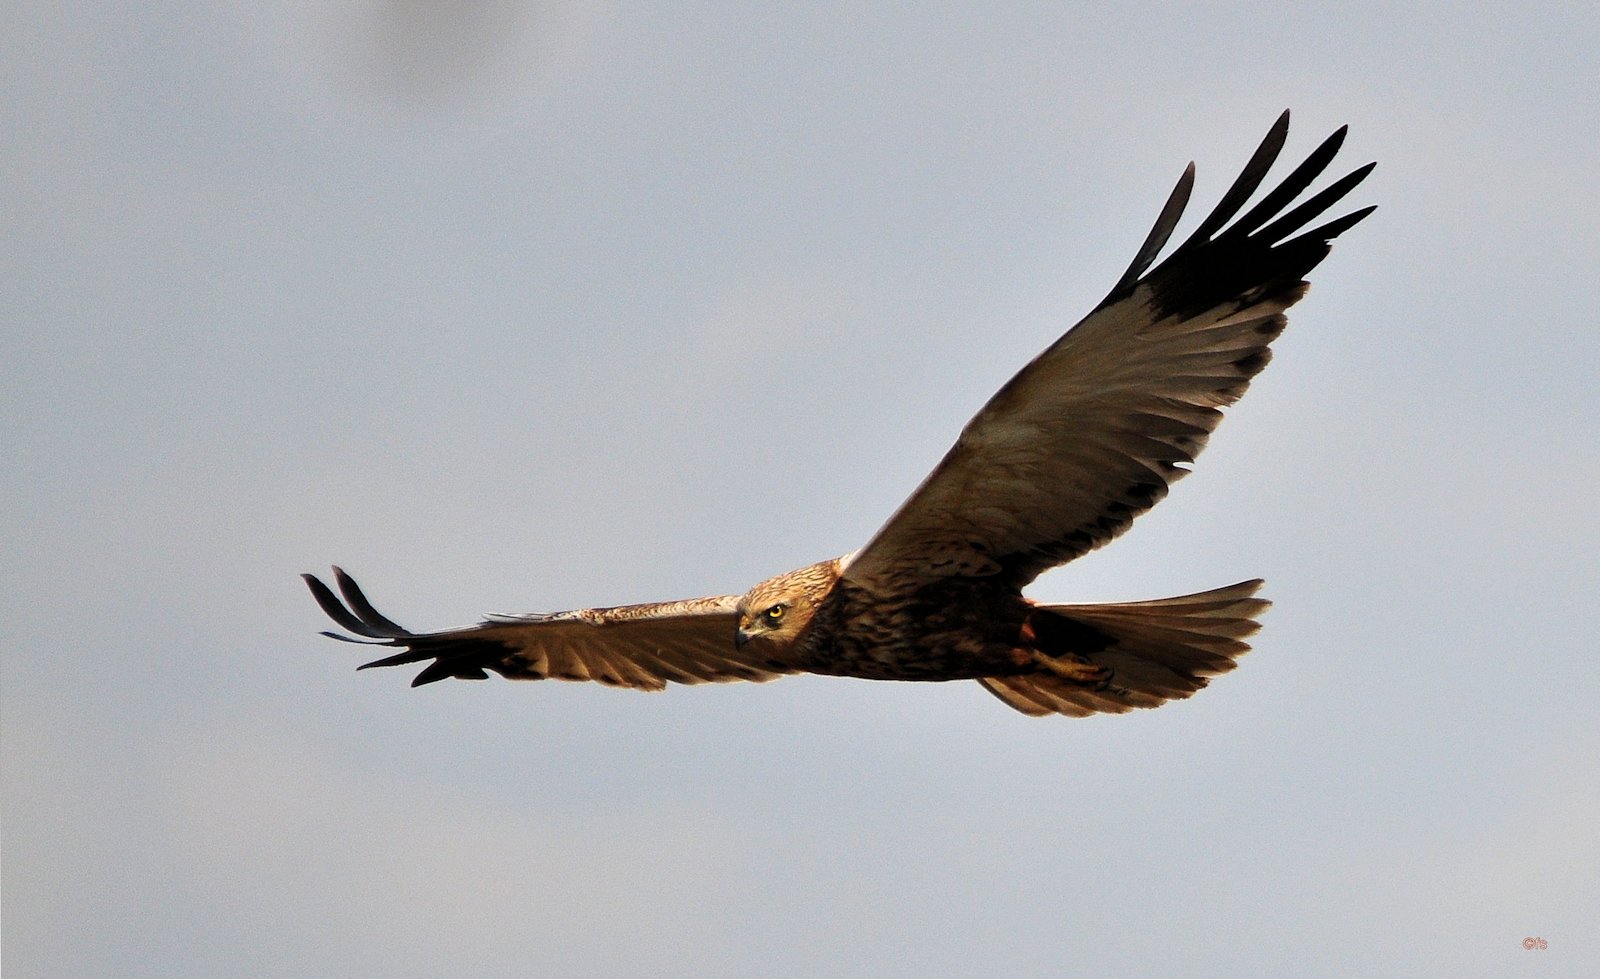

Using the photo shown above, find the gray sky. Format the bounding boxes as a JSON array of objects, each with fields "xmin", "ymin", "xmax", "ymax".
[{"xmin": 4, "ymin": 3, "xmax": 1597, "ymax": 977}]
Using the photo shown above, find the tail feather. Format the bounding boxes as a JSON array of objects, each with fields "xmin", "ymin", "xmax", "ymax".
[{"xmin": 980, "ymin": 580, "xmax": 1269, "ymax": 717}]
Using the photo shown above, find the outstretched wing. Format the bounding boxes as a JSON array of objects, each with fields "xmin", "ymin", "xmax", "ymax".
[
  {"xmin": 304, "ymin": 567, "xmax": 795, "ymax": 689},
  {"xmin": 844, "ymin": 111, "xmax": 1374, "ymax": 594}
]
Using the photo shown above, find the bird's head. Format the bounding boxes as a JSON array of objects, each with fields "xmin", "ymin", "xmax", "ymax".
[{"xmin": 734, "ymin": 558, "xmax": 841, "ymax": 650}]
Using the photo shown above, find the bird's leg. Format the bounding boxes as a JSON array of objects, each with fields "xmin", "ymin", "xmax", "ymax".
[{"xmin": 1029, "ymin": 650, "xmax": 1113, "ymax": 687}]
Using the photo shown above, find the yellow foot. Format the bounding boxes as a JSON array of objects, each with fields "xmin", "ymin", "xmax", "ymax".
[{"xmin": 1030, "ymin": 650, "xmax": 1113, "ymax": 686}]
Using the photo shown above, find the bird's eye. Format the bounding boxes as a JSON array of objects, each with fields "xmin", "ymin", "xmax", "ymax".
[{"xmin": 763, "ymin": 604, "xmax": 786, "ymax": 623}]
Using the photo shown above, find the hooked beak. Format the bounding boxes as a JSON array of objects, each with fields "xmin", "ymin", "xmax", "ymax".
[{"xmin": 734, "ymin": 628, "xmax": 753, "ymax": 649}]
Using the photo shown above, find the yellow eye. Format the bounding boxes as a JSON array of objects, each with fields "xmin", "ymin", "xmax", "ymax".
[{"xmin": 763, "ymin": 604, "xmax": 786, "ymax": 623}]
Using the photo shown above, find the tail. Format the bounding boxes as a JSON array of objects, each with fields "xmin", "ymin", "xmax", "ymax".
[{"xmin": 979, "ymin": 580, "xmax": 1269, "ymax": 717}]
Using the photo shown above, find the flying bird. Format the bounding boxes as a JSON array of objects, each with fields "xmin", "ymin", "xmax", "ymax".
[{"xmin": 306, "ymin": 111, "xmax": 1373, "ymax": 718}]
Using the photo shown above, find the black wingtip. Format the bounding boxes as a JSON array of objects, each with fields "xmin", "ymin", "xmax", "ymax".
[
  {"xmin": 411, "ymin": 663, "xmax": 453, "ymax": 686},
  {"xmin": 304, "ymin": 566, "xmax": 417, "ymax": 642},
  {"xmin": 1287, "ymin": 203, "xmax": 1378, "ymax": 247},
  {"xmin": 1105, "ymin": 161, "xmax": 1196, "ymax": 301},
  {"xmin": 359, "ymin": 653, "xmax": 407, "ymax": 671},
  {"xmin": 320, "ymin": 630, "xmax": 380, "ymax": 645},
  {"xmin": 332, "ymin": 567, "xmax": 412, "ymax": 637},
  {"xmin": 1111, "ymin": 114, "xmax": 1374, "ymax": 322},
  {"xmin": 1230, "ymin": 125, "xmax": 1351, "ymax": 238},
  {"xmin": 305, "ymin": 567, "xmax": 479, "ymax": 685},
  {"xmin": 1171, "ymin": 111, "xmax": 1292, "ymax": 252},
  {"xmin": 1256, "ymin": 160, "xmax": 1376, "ymax": 245},
  {"xmin": 304, "ymin": 571, "xmax": 373, "ymax": 636}
]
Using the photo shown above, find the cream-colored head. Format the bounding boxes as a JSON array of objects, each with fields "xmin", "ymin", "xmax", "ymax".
[{"xmin": 734, "ymin": 558, "xmax": 842, "ymax": 650}]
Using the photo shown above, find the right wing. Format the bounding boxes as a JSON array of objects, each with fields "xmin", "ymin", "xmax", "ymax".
[
  {"xmin": 304, "ymin": 567, "xmax": 796, "ymax": 689},
  {"xmin": 841, "ymin": 113, "xmax": 1373, "ymax": 598}
]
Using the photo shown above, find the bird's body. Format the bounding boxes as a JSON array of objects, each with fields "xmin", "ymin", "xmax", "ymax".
[
  {"xmin": 306, "ymin": 112, "xmax": 1373, "ymax": 718},
  {"xmin": 748, "ymin": 558, "xmax": 1034, "ymax": 681}
]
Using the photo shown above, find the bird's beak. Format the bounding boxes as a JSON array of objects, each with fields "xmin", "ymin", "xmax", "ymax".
[{"xmin": 734, "ymin": 628, "xmax": 753, "ymax": 649}]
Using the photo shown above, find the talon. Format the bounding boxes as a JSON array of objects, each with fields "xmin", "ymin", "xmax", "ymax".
[{"xmin": 1030, "ymin": 650, "xmax": 1113, "ymax": 687}]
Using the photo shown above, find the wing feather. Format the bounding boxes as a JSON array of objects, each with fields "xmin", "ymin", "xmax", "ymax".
[
  {"xmin": 844, "ymin": 113, "xmax": 1373, "ymax": 594},
  {"xmin": 1170, "ymin": 109, "xmax": 1290, "ymax": 252},
  {"xmin": 304, "ymin": 569, "xmax": 795, "ymax": 690}
]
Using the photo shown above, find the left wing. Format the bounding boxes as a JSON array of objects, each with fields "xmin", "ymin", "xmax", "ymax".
[
  {"xmin": 843, "ymin": 111, "xmax": 1374, "ymax": 595},
  {"xmin": 304, "ymin": 567, "xmax": 795, "ymax": 689}
]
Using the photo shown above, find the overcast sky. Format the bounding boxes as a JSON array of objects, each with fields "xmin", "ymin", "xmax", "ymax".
[{"xmin": 4, "ymin": 3, "xmax": 1597, "ymax": 977}]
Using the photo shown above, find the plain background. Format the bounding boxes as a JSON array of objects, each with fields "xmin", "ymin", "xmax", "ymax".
[{"xmin": 4, "ymin": 3, "xmax": 1596, "ymax": 977}]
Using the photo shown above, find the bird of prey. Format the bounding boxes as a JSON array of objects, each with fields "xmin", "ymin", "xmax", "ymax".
[{"xmin": 306, "ymin": 111, "xmax": 1373, "ymax": 718}]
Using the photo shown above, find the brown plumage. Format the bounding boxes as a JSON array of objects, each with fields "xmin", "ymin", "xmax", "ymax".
[{"xmin": 305, "ymin": 111, "xmax": 1373, "ymax": 718}]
